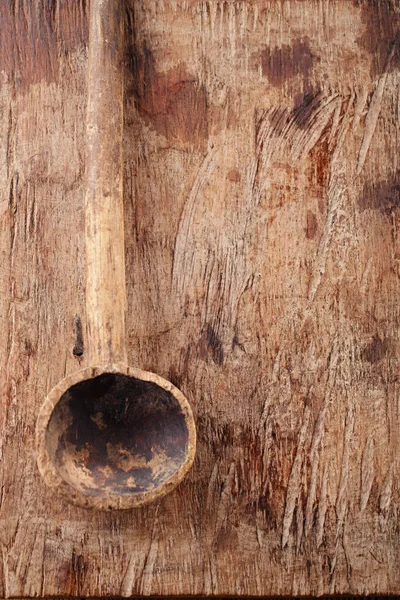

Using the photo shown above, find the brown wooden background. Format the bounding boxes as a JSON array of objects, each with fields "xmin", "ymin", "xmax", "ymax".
[{"xmin": 0, "ymin": 0, "xmax": 400, "ymax": 596}]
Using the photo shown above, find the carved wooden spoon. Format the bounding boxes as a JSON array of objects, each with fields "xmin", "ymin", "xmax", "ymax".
[{"xmin": 36, "ymin": 0, "xmax": 196, "ymax": 510}]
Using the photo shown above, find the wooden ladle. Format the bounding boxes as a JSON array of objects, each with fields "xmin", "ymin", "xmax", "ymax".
[{"xmin": 35, "ymin": 0, "xmax": 196, "ymax": 510}]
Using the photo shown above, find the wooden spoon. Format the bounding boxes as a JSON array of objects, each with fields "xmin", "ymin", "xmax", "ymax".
[{"xmin": 35, "ymin": 0, "xmax": 196, "ymax": 510}]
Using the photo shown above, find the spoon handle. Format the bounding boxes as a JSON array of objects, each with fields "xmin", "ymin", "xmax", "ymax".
[{"xmin": 85, "ymin": 0, "xmax": 127, "ymax": 365}]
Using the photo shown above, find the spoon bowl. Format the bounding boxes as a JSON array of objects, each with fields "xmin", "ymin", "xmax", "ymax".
[{"xmin": 37, "ymin": 364, "xmax": 196, "ymax": 510}]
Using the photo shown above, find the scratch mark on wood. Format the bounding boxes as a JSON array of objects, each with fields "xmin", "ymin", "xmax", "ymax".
[
  {"xmin": 356, "ymin": 44, "xmax": 396, "ymax": 175},
  {"xmin": 316, "ymin": 462, "xmax": 329, "ymax": 549},
  {"xmin": 260, "ymin": 350, "xmax": 282, "ymax": 427},
  {"xmin": 214, "ymin": 461, "xmax": 236, "ymax": 538},
  {"xmin": 140, "ymin": 516, "xmax": 159, "ymax": 596},
  {"xmin": 282, "ymin": 405, "xmax": 311, "ymax": 549},
  {"xmin": 173, "ymin": 148, "xmax": 217, "ymax": 297},
  {"xmin": 207, "ymin": 461, "xmax": 220, "ymax": 510},
  {"xmin": 305, "ymin": 341, "xmax": 338, "ymax": 538},
  {"xmin": 120, "ymin": 553, "xmax": 138, "ymax": 597},
  {"xmin": 360, "ymin": 257, "xmax": 372, "ymax": 296},
  {"xmin": 256, "ymin": 94, "xmax": 340, "ymax": 168},
  {"xmin": 1, "ymin": 545, "xmax": 8, "ymax": 600},
  {"xmin": 330, "ymin": 404, "xmax": 355, "ymax": 591},
  {"xmin": 336, "ymin": 405, "xmax": 355, "ymax": 539},
  {"xmin": 6, "ymin": 100, "xmax": 17, "ymax": 183},
  {"xmin": 308, "ymin": 96, "xmax": 354, "ymax": 302},
  {"xmin": 328, "ymin": 101, "xmax": 342, "ymax": 150},
  {"xmin": 379, "ymin": 463, "xmax": 393, "ymax": 520},
  {"xmin": 360, "ymin": 436, "xmax": 375, "ymax": 512},
  {"xmin": 352, "ymin": 86, "xmax": 369, "ymax": 133},
  {"xmin": 290, "ymin": 95, "xmax": 340, "ymax": 162},
  {"xmin": 120, "ymin": 542, "xmax": 151, "ymax": 598},
  {"xmin": 295, "ymin": 497, "xmax": 304, "ymax": 554},
  {"xmin": 22, "ymin": 520, "xmax": 47, "ymax": 597}
]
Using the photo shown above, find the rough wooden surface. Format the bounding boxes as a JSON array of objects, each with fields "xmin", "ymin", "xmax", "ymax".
[{"xmin": 1, "ymin": 0, "xmax": 400, "ymax": 596}]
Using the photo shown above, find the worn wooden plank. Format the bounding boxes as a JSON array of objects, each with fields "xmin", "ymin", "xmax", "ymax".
[{"xmin": 0, "ymin": 0, "xmax": 400, "ymax": 596}]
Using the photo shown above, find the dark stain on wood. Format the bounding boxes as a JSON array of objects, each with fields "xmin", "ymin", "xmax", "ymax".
[
  {"xmin": 362, "ymin": 335, "xmax": 389, "ymax": 364},
  {"xmin": 360, "ymin": 170, "xmax": 400, "ymax": 215},
  {"xmin": 198, "ymin": 325, "xmax": 224, "ymax": 365},
  {"xmin": 261, "ymin": 38, "xmax": 314, "ymax": 90},
  {"xmin": 355, "ymin": 0, "xmax": 400, "ymax": 78},
  {"xmin": 232, "ymin": 334, "xmax": 245, "ymax": 352},
  {"xmin": 71, "ymin": 550, "xmax": 88, "ymax": 596},
  {"xmin": 227, "ymin": 168, "xmax": 241, "ymax": 183},
  {"xmin": 305, "ymin": 210, "xmax": 318, "ymax": 240},
  {"xmin": 56, "ymin": 561, "xmax": 72, "ymax": 593},
  {"xmin": 127, "ymin": 40, "xmax": 208, "ymax": 150},
  {"xmin": 0, "ymin": 0, "xmax": 87, "ymax": 91},
  {"xmin": 24, "ymin": 339, "xmax": 35, "ymax": 357},
  {"xmin": 308, "ymin": 136, "xmax": 331, "ymax": 191}
]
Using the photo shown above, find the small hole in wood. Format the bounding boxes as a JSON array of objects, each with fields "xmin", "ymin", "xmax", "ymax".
[{"xmin": 72, "ymin": 315, "xmax": 84, "ymax": 357}]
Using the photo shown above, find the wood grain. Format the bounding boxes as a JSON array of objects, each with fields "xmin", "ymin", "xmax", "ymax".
[
  {"xmin": 1, "ymin": 0, "xmax": 400, "ymax": 596},
  {"xmin": 85, "ymin": 0, "xmax": 126, "ymax": 366}
]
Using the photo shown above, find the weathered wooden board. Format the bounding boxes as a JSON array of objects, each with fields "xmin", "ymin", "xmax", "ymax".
[{"xmin": 0, "ymin": 0, "xmax": 400, "ymax": 596}]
